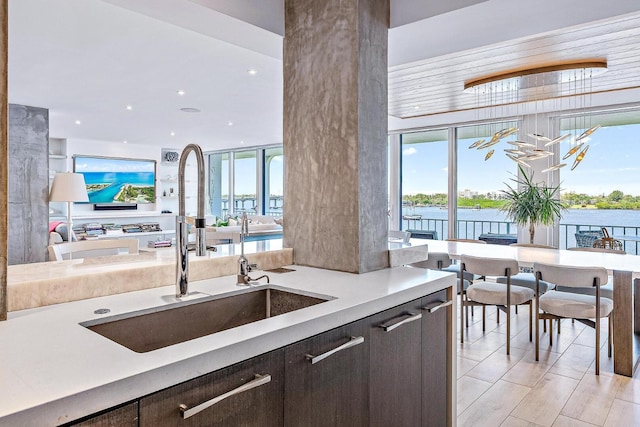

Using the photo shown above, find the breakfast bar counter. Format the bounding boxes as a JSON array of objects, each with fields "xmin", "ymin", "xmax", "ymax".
[{"xmin": 0, "ymin": 263, "xmax": 456, "ymax": 426}]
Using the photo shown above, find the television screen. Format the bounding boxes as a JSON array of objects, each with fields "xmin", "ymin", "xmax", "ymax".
[{"xmin": 73, "ymin": 155, "xmax": 156, "ymax": 204}]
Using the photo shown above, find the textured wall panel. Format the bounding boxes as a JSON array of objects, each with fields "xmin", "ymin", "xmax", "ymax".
[
  {"xmin": 283, "ymin": 0, "xmax": 389, "ymax": 273},
  {"xmin": 8, "ymin": 104, "xmax": 49, "ymax": 265}
]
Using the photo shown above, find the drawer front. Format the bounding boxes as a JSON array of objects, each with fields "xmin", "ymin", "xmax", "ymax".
[
  {"xmin": 284, "ymin": 319, "xmax": 369, "ymax": 427},
  {"xmin": 140, "ymin": 349, "xmax": 284, "ymax": 427}
]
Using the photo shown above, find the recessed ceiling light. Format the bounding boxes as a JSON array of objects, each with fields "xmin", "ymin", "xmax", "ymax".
[
  {"xmin": 123, "ymin": 140, "xmax": 128, "ymax": 144},
  {"xmin": 228, "ymin": 122, "xmax": 233, "ymax": 126},
  {"xmin": 75, "ymin": 120, "xmax": 81, "ymax": 125},
  {"xmin": 414, "ymin": 106, "xmax": 420, "ymax": 110},
  {"xmin": 179, "ymin": 107, "xmax": 201, "ymax": 113},
  {"xmin": 247, "ymin": 69, "xmax": 257, "ymax": 75},
  {"xmin": 126, "ymin": 105, "xmax": 133, "ymax": 111},
  {"xmin": 170, "ymin": 132, "xmax": 175, "ymax": 136},
  {"xmin": 240, "ymin": 140, "xmax": 244, "ymax": 144},
  {"xmin": 177, "ymin": 90, "xmax": 185, "ymax": 95}
]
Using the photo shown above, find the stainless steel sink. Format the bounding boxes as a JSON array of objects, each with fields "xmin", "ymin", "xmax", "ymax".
[{"xmin": 81, "ymin": 287, "xmax": 332, "ymax": 353}]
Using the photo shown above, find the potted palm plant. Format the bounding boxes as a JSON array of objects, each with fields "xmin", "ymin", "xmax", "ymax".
[{"xmin": 500, "ymin": 165, "xmax": 567, "ymax": 244}]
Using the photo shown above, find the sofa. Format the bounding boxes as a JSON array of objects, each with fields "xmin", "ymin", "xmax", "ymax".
[{"xmin": 191, "ymin": 215, "xmax": 283, "ymax": 244}]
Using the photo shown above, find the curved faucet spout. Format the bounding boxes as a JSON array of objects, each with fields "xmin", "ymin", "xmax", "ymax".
[{"xmin": 176, "ymin": 144, "xmax": 207, "ymax": 297}]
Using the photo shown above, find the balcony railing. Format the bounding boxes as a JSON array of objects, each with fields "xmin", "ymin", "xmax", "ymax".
[{"xmin": 402, "ymin": 217, "xmax": 640, "ymax": 255}]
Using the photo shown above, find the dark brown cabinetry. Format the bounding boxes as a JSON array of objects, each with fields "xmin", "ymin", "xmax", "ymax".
[
  {"xmin": 284, "ymin": 320, "xmax": 370, "ymax": 427},
  {"xmin": 67, "ymin": 402, "xmax": 138, "ymax": 427},
  {"xmin": 369, "ymin": 299, "xmax": 424, "ymax": 427},
  {"xmin": 422, "ymin": 289, "xmax": 452, "ymax": 427},
  {"xmin": 139, "ymin": 350, "xmax": 284, "ymax": 427},
  {"xmin": 67, "ymin": 286, "xmax": 453, "ymax": 427}
]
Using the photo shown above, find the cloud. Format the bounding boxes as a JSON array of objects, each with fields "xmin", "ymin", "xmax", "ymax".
[{"xmin": 402, "ymin": 147, "xmax": 417, "ymax": 156}]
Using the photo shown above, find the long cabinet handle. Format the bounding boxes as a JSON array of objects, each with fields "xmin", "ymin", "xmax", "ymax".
[
  {"xmin": 422, "ymin": 299, "xmax": 453, "ymax": 313},
  {"xmin": 306, "ymin": 336, "xmax": 365, "ymax": 365},
  {"xmin": 379, "ymin": 312, "xmax": 422, "ymax": 332},
  {"xmin": 179, "ymin": 373, "xmax": 271, "ymax": 419}
]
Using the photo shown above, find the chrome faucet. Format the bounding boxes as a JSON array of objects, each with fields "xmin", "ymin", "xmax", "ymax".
[
  {"xmin": 176, "ymin": 144, "xmax": 207, "ymax": 297},
  {"xmin": 237, "ymin": 212, "xmax": 252, "ymax": 285}
]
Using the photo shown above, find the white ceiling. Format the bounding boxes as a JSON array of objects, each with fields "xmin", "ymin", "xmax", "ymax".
[{"xmin": 8, "ymin": 0, "xmax": 640, "ymax": 152}]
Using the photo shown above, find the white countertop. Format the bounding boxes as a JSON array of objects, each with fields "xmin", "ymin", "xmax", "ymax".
[{"xmin": 0, "ymin": 264, "xmax": 455, "ymax": 426}]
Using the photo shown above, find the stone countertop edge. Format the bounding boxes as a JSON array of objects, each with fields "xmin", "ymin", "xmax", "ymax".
[{"xmin": 0, "ymin": 265, "xmax": 455, "ymax": 427}]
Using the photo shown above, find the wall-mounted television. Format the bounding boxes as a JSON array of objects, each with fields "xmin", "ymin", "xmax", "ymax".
[{"xmin": 73, "ymin": 155, "xmax": 156, "ymax": 205}]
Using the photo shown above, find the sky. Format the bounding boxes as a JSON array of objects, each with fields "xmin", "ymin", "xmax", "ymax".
[{"xmin": 401, "ymin": 122, "xmax": 640, "ymax": 197}]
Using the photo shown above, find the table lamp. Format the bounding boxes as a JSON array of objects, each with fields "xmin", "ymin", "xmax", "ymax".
[{"xmin": 49, "ymin": 172, "xmax": 89, "ymax": 242}]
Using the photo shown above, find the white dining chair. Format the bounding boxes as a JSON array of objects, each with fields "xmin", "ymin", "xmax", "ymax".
[
  {"xmin": 461, "ymin": 254, "xmax": 534, "ymax": 355},
  {"xmin": 534, "ymin": 262, "xmax": 612, "ymax": 375},
  {"xmin": 48, "ymin": 239, "xmax": 139, "ymax": 261},
  {"xmin": 442, "ymin": 239, "xmax": 487, "ymax": 282}
]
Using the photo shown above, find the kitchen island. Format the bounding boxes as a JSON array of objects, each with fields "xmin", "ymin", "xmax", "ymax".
[{"xmin": 0, "ymin": 262, "xmax": 456, "ymax": 426}]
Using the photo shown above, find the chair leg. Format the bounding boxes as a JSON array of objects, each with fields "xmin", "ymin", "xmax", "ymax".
[
  {"xmin": 460, "ymin": 292, "xmax": 465, "ymax": 345},
  {"xmin": 507, "ymin": 304, "xmax": 511, "ymax": 355},
  {"xmin": 529, "ymin": 303, "xmax": 533, "ymax": 342},
  {"xmin": 608, "ymin": 314, "xmax": 613, "ymax": 358},
  {"xmin": 515, "ymin": 305, "xmax": 518, "ymax": 314},
  {"xmin": 497, "ymin": 307, "xmax": 500, "ymax": 323},
  {"xmin": 535, "ymin": 305, "xmax": 540, "ymax": 361},
  {"xmin": 558, "ymin": 318, "xmax": 561, "ymax": 334},
  {"xmin": 482, "ymin": 305, "xmax": 486, "ymax": 331},
  {"xmin": 543, "ymin": 317, "xmax": 547, "ymax": 333},
  {"xmin": 549, "ymin": 319, "xmax": 553, "ymax": 347},
  {"xmin": 596, "ymin": 316, "xmax": 601, "ymax": 376}
]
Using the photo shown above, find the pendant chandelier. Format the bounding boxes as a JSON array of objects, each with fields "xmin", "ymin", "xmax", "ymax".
[{"xmin": 463, "ymin": 60, "xmax": 608, "ymax": 172}]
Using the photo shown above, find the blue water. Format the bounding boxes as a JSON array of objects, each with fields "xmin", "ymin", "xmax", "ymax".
[
  {"xmin": 404, "ymin": 206, "xmax": 640, "ymax": 228},
  {"xmin": 81, "ymin": 172, "xmax": 154, "ymax": 203}
]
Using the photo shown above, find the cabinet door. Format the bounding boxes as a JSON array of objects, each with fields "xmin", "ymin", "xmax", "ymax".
[
  {"xmin": 422, "ymin": 289, "xmax": 452, "ymax": 427},
  {"xmin": 68, "ymin": 402, "xmax": 138, "ymax": 427},
  {"xmin": 369, "ymin": 299, "xmax": 423, "ymax": 427},
  {"xmin": 284, "ymin": 320, "xmax": 369, "ymax": 427},
  {"xmin": 139, "ymin": 349, "xmax": 284, "ymax": 427}
]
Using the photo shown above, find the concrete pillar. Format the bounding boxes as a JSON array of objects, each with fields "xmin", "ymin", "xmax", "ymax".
[
  {"xmin": 0, "ymin": 0, "xmax": 7, "ymax": 320},
  {"xmin": 8, "ymin": 104, "xmax": 50, "ymax": 265},
  {"xmin": 283, "ymin": 0, "xmax": 390, "ymax": 273}
]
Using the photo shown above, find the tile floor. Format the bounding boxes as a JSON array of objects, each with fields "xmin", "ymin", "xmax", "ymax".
[{"xmin": 456, "ymin": 303, "xmax": 640, "ymax": 426}]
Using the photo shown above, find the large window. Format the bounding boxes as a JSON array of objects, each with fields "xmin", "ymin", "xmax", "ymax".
[
  {"xmin": 456, "ymin": 121, "xmax": 518, "ymax": 239},
  {"xmin": 234, "ymin": 151, "xmax": 257, "ymax": 214},
  {"xmin": 208, "ymin": 152, "xmax": 229, "ymax": 218},
  {"xmin": 556, "ymin": 109, "xmax": 640, "ymax": 252},
  {"xmin": 208, "ymin": 146, "xmax": 284, "ymax": 219},
  {"xmin": 400, "ymin": 129, "xmax": 448, "ymax": 238},
  {"xmin": 265, "ymin": 147, "xmax": 284, "ymax": 216}
]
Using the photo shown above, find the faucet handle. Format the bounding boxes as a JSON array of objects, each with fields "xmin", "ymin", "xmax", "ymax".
[{"xmin": 248, "ymin": 263, "xmax": 258, "ymax": 272}]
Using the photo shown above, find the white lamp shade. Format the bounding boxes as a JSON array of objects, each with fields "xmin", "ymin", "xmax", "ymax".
[{"xmin": 49, "ymin": 172, "xmax": 89, "ymax": 202}]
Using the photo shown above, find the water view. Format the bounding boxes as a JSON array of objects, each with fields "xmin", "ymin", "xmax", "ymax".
[{"xmin": 401, "ymin": 206, "xmax": 640, "ymax": 254}]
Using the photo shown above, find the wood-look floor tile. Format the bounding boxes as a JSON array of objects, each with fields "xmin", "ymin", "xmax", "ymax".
[
  {"xmin": 457, "ymin": 380, "xmax": 531, "ymax": 427},
  {"xmin": 560, "ymin": 373, "xmax": 624, "ymax": 425},
  {"xmin": 615, "ymin": 376, "xmax": 640, "ymax": 404},
  {"xmin": 500, "ymin": 416, "xmax": 546, "ymax": 427},
  {"xmin": 457, "ymin": 375, "xmax": 493, "ymax": 415},
  {"xmin": 459, "ymin": 331, "xmax": 510, "ymax": 361},
  {"xmin": 502, "ymin": 350, "xmax": 562, "ymax": 388},
  {"xmin": 511, "ymin": 373, "xmax": 579, "ymax": 426},
  {"xmin": 552, "ymin": 415, "xmax": 599, "ymax": 426},
  {"xmin": 603, "ymin": 398, "xmax": 640, "ymax": 427},
  {"xmin": 548, "ymin": 343, "xmax": 597, "ymax": 379},
  {"xmin": 458, "ymin": 356, "xmax": 480, "ymax": 379},
  {"xmin": 466, "ymin": 346, "xmax": 528, "ymax": 383}
]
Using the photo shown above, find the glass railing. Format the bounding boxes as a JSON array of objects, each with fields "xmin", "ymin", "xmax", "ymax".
[{"xmin": 401, "ymin": 217, "xmax": 640, "ymax": 254}]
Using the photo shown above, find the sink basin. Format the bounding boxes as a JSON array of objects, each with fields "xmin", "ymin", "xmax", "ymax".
[{"xmin": 82, "ymin": 287, "xmax": 332, "ymax": 353}]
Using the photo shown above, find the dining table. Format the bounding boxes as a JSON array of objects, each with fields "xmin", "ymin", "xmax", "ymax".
[{"xmin": 424, "ymin": 239, "xmax": 640, "ymax": 377}]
